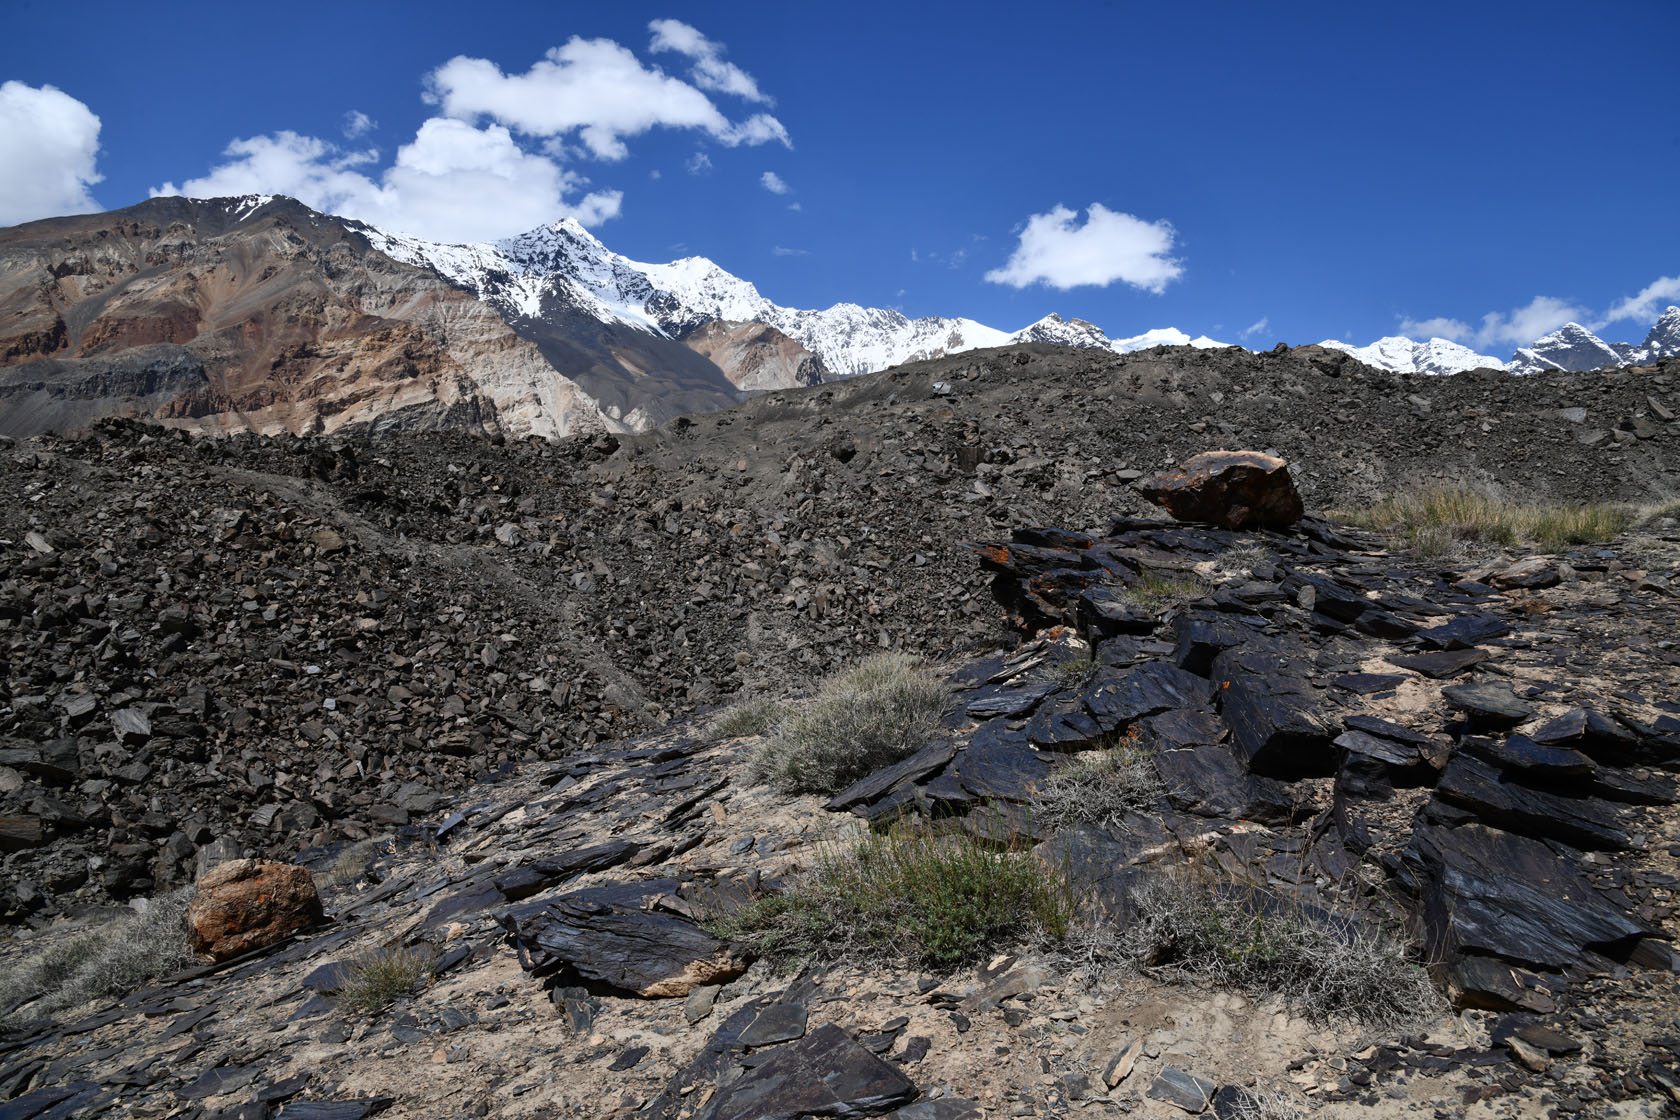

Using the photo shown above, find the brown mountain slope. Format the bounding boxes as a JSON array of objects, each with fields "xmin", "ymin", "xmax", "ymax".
[{"xmin": 0, "ymin": 197, "xmax": 609, "ymax": 439}]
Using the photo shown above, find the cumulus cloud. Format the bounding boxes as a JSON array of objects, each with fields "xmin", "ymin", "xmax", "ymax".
[
  {"xmin": 760, "ymin": 170, "xmax": 789, "ymax": 194},
  {"xmin": 1396, "ymin": 315, "xmax": 1473, "ymax": 341},
  {"xmin": 0, "ymin": 81, "xmax": 103, "ymax": 226},
  {"xmin": 342, "ymin": 110, "xmax": 376, "ymax": 139},
  {"xmin": 1605, "ymin": 275, "xmax": 1680, "ymax": 325},
  {"xmin": 153, "ymin": 25, "xmax": 779, "ymax": 242},
  {"xmin": 156, "ymin": 120, "xmax": 621, "ymax": 243},
  {"xmin": 985, "ymin": 203, "xmax": 1183, "ymax": 293},
  {"xmin": 648, "ymin": 19, "xmax": 771, "ymax": 104},
  {"xmin": 426, "ymin": 35, "xmax": 788, "ymax": 161}
]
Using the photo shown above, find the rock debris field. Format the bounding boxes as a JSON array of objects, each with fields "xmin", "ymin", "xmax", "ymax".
[{"xmin": 0, "ymin": 343, "xmax": 1678, "ymax": 1119}]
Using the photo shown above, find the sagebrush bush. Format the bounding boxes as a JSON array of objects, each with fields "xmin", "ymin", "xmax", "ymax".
[
  {"xmin": 748, "ymin": 653, "xmax": 947, "ymax": 794},
  {"xmin": 713, "ymin": 821, "xmax": 1073, "ymax": 970},
  {"xmin": 337, "ymin": 944, "xmax": 435, "ymax": 1015},
  {"xmin": 1340, "ymin": 485, "xmax": 1635, "ymax": 553},
  {"xmin": 703, "ymin": 695, "xmax": 782, "ymax": 741},
  {"xmin": 1116, "ymin": 872, "xmax": 1435, "ymax": 1027},
  {"xmin": 0, "ymin": 888, "xmax": 196, "ymax": 1020},
  {"xmin": 1033, "ymin": 729, "xmax": 1163, "ymax": 832}
]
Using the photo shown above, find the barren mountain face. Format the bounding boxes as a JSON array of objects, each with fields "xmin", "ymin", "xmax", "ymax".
[{"xmin": 0, "ymin": 198, "xmax": 616, "ymax": 440}]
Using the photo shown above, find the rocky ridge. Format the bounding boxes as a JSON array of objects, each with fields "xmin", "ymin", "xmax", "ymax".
[
  {"xmin": 0, "ymin": 494, "xmax": 1677, "ymax": 1120},
  {"xmin": 2, "ymin": 343, "xmax": 1678, "ymax": 922}
]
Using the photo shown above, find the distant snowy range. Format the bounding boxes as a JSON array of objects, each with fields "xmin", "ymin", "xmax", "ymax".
[{"xmin": 339, "ymin": 207, "xmax": 1678, "ymax": 382}]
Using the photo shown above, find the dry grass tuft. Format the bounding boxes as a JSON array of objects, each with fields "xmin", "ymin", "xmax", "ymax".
[
  {"xmin": 703, "ymin": 695, "xmax": 782, "ymax": 741},
  {"xmin": 1116, "ymin": 569, "xmax": 1211, "ymax": 611},
  {"xmin": 1033, "ymin": 728, "xmax": 1162, "ymax": 832},
  {"xmin": 1339, "ymin": 485, "xmax": 1635, "ymax": 554},
  {"xmin": 1115, "ymin": 872, "xmax": 1437, "ymax": 1028},
  {"xmin": 0, "ymin": 889, "xmax": 196, "ymax": 1021},
  {"xmin": 712, "ymin": 820, "xmax": 1073, "ymax": 970},
  {"xmin": 317, "ymin": 840, "xmax": 379, "ymax": 890},
  {"xmin": 337, "ymin": 944, "xmax": 435, "ymax": 1015},
  {"xmin": 748, "ymin": 653, "xmax": 948, "ymax": 795}
]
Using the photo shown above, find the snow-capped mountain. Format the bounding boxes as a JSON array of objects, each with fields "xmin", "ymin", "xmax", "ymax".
[
  {"xmin": 1316, "ymin": 336, "xmax": 1505, "ymax": 376},
  {"xmin": 353, "ymin": 216, "xmax": 1228, "ymax": 379},
  {"xmin": 1508, "ymin": 323, "xmax": 1630, "ymax": 375},
  {"xmin": 1321, "ymin": 307, "xmax": 1680, "ymax": 377}
]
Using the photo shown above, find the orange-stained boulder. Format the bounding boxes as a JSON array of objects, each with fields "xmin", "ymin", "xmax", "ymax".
[
  {"xmin": 1140, "ymin": 451, "xmax": 1304, "ymax": 529},
  {"xmin": 185, "ymin": 858, "xmax": 324, "ymax": 961}
]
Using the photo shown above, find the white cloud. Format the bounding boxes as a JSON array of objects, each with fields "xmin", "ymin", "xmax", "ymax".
[
  {"xmin": 760, "ymin": 170, "xmax": 790, "ymax": 194},
  {"xmin": 1397, "ymin": 315, "xmax": 1472, "ymax": 341},
  {"xmin": 1239, "ymin": 316, "xmax": 1270, "ymax": 340},
  {"xmin": 425, "ymin": 35, "xmax": 787, "ymax": 161},
  {"xmin": 771, "ymin": 245, "xmax": 808, "ymax": 256},
  {"xmin": 686, "ymin": 151, "xmax": 712, "ymax": 175},
  {"xmin": 0, "ymin": 81, "xmax": 102, "ymax": 226},
  {"xmin": 985, "ymin": 203, "xmax": 1182, "ymax": 293},
  {"xmin": 786, "ymin": 201, "xmax": 801, "ymax": 212},
  {"xmin": 155, "ymin": 120, "xmax": 622, "ymax": 243},
  {"xmin": 342, "ymin": 110, "xmax": 376, "ymax": 139},
  {"xmin": 648, "ymin": 19, "xmax": 771, "ymax": 104},
  {"xmin": 1605, "ymin": 275, "xmax": 1680, "ymax": 325}
]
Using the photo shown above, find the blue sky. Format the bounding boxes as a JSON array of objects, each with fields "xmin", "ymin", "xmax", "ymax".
[{"xmin": 2, "ymin": 0, "xmax": 1677, "ymax": 353}]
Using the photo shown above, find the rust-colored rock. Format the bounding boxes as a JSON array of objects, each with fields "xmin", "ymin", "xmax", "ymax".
[
  {"xmin": 1139, "ymin": 450, "xmax": 1304, "ymax": 529},
  {"xmin": 185, "ymin": 858, "xmax": 324, "ymax": 961}
]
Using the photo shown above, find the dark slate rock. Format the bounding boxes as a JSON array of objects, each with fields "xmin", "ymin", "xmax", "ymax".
[
  {"xmin": 1442, "ymin": 682, "xmax": 1536, "ymax": 728},
  {"xmin": 961, "ymin": 801, "xmax": 1046, "ymax": 846},
  {"xmin": 0, "ymin": 1085, "xmax": 82, "ymax": 1120},
  {"xmin": 1139, "ymin": 708, "xmax": 1226, "ymax": 749},
  {"xmin": 1147, "ymin": 1066, "xmax": 1215, "ymax": 1112},
  {"xmin": 1336, "ymin": 751, "xmax": 1395, "ymax": 800},
  {"xmin": 1344, "ymin": 714, "xmax": 1433, "ymax": 746},
  {"xmin": 1024, "ymin": 697, "xmax": 1104, "ymax": 750},
  {"xmin": 1586, "ymin": 766, "xmax": 1679, "ymax": 805},
  {"xmin": 1405, "ymin": 822, "xmax": 1647, "ymax": 972},
  {"xmin": 854, "ymin": 784, "xmax": 929, "ymax": 825},
  {"xmin": 694, "ymin": 1022, "xmax": 917, "ymax": 1120},
  {"xmin": 886, "ymin": 1099, "xmax": 983, "ymax": 1119},
  {"xmin": 1445, "ymin": 955, "xmax": 1559, "ymax": 1014},
  {"xmin": 1355, "ymin": 609, "xmax": 1420, "ymax": 639},
  {"xmin": 1153, "ymin": 747, "xmax": 1296, "ymax": 824},
  {"xmin": 737, "ymin": 1002, "xmax": 809, "ymax": 1048},
  {"xmin": 964, "ymin": 677, "xmax": 1060, "ymax": 719},
  {"xmin": 825, "ymin": 741, "xmax": 957, "ymax": 812},
  {"xmin": 1435, "ymin": 755, "xmax": 1630, "ymax": 849},
  {"xmin": 609, "ymin": 1046, "xmax": 651, "ymax": 1072},
  {"xmin": 301, "ymin": 961, "xmax": 353, "ymax": 994},
  {"xmin": 1289, "ymin": 573, "xmax": 1370, "ymax": 622},
  {"xmin": 1387, "ymin": 648, "xmax": 1492, "ymax": 679},
  {"xmin": 254, "ymin": 1074, "xmax": 313, "ymax": 1103},
  {"xmin": 1463, "ymin": 736, "xmax": 1595, "ymax": 778},
  {"xmin": 1529, "ymin": 709, "xmax": 1638, "ymax": 755},
  {"xmin": 1334, "ymin": 730, "xmax": 1419, "ymax": 768},
  {"xmin": 507, "ymin": 878, "xmax": 744, "ymax": 998},
  {"xmin": 1084, "ymin": 661, "xmax": 1216, "ymax": 731},
  {"xmin": 1331, "ymin": 672, "xmax": 1407, "ymax": 695},
  {"xmin": 946, "ymin": 719, "xmax": 1050, "ymax": 802},
  {"xmin": 419, "ymin": 879, "xmax": 503, "ymax": 931},
  {"xmin": 1036, "ymin": 823, "xmax": 1166, "ymax": 924},
  {"xmin": 179, "ymin": 1064, "xmax": 262, "ymax": 1100},
  {"xmin": 1076, "ymin": 587, "xmax": 1161, "ymax": 638},
  {"xmin": 492, "ymin": 866, "xmax": 550, "ymax": 902},
  {"xmin": 276, "ymin": 1101, "xmax": 393, "ymax": 1120},
  {"xmin": 1212, "ymin": 645, "xmax": 1332, "ymax": 778},
  {"xmin": 1415, "ymin": 613, "xmax": 1510, "ymax": 650},
  {"xmin": 1170, "ymin": 613, "xmax": 1261, "ymax": 677}
]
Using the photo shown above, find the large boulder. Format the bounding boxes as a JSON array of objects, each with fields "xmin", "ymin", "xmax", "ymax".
[
  {"xmin": 1139, "ymin": 451, "xmax": 1304, "ymax": 529},
  {"xmin": 185, "ymin": 858, "xmax": 325, "ymax": 961}
]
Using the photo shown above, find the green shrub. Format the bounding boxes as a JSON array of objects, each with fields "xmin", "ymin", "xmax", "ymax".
[
  {"xmin": 703, "ymin": 695, "xmax": 782, "ymax": 741},
  {"xmin": 337, "ymin": 944, "xmax": 435, "ymax": 1015},
  {"xmin": 1033, "ymin": 729, "xmax": 1163, "ymax": 832},
  {"xmin": 714, "ymin": 821, "xmax": 1073, "ymax": 970},
  {"xmin": 0, "ymin": 888, "xmax": 196, "ymax": 1019},
  {"xmin": 1116, "ymin": 872, "xmax": 1435, "ymax": 1027},
  {"xmin": 748, "ymin": 653, "xmax": 948, "ymax": 794},
  {"xmin": 1339, "ymin": 485, "xmax": 1635, "ymax": 553}
]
